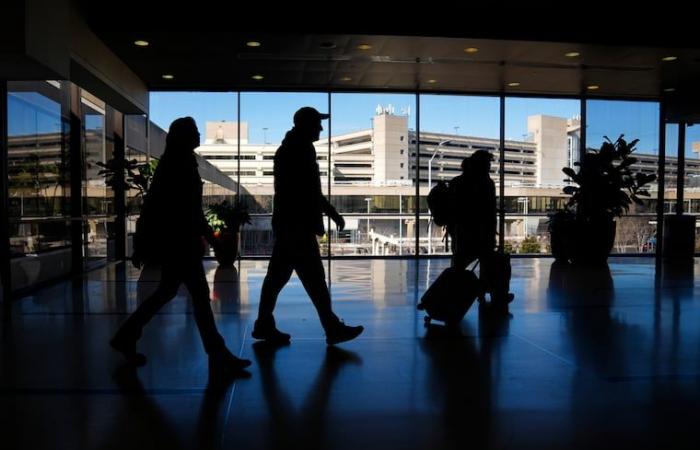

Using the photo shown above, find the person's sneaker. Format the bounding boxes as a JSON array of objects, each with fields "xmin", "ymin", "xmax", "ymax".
[
  {"xmin": 251, "ymin": 319, "xmax": 291, "ymax": 344},
  {"xmin": 325, "ymin": 322, "xmax": 364, "ymax": 346},
  {"xmin": 208, "ymin": 350, "xmax": 252, "ymax": 379},
  {"xmin": 110, "ymin": 336, "xmax": 147, "ymax": 367}
]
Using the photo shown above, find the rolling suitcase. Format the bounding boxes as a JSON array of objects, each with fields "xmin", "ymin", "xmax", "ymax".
[{"xmin": 417, "ymin": 263, "xmax": 481, "ymax": 326}]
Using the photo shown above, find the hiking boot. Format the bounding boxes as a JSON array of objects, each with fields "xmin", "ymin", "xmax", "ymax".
[
  {"xmin": 325, "ymin": 322, "xmax": 364, "ymax": 346},
  {"xmin": 252, "ymin": 318, "xmax": 291, "ymax": 344}
]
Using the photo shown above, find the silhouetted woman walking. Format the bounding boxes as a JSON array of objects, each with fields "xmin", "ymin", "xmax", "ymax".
[{"xmin": 110, "ymin": 117, "xmax": 250, "ymax": 376}]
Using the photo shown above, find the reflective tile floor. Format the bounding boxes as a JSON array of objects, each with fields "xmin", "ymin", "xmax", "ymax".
[{"xmin": 1, "ymin": 258, "xmax": 699, "ymax": 449}]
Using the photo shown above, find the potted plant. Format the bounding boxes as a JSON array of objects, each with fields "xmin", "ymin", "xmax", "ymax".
[
  {"xmin": 547, "ymin": 208, "xmax": 576, "ymax": 262},
  {"xmin": 96, "ymin": 158, "xmax": 158, "ymax": 198},
  {"xmin": 206, "ymin": 201, "xmax": 251, "ymax": 266},
  {"xmin": 549, "ymin": 135, "xmax": 656, "ymax": 265}
]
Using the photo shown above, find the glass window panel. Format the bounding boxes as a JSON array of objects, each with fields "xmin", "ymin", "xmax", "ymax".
[
  {"xmin": 149, "ymin": 92, "xmax": 239, "ymax": 258},
  {"xmin": 239, "ymin": 92, "xmax": 327, "ymax": 256},
  {"xmin": 420, "ymin": 94, "xmax": 500, "ymax": 255},
  {"xmin": 7, "ymin": 80, "xmax": 71, "ymax": 257},
  {"xmin": 587, "ymin": 100, "xmax": 660, "ymax": 254},
  {"xmin": 504, "ymin": 97, "xmax": 580, "ymax": 254},
  {"xmin": 682, "ymin": 124, "xmax": 700, "ymax": 252},
  {"xmin": 330, "ymin": 93, "xmax": 416, "ymax": 256}
]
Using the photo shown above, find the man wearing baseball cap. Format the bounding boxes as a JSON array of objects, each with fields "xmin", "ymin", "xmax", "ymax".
[{"xmin": 252, "ymin": 107, "xmax": 364, "ymax": 345}]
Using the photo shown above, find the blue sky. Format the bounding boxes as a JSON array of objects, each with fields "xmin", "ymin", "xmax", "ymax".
[
  {"xmin": 8, "ymin": 88, "xmax": 700, "ymax": 158},
  {"xmin": 149, "ymin": 92, "xmax": 675, "ymax": 155}
]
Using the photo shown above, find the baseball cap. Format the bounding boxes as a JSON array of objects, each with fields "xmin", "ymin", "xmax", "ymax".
[{"xmin": 293, "ymin": 106, "xmax": 330, "ymax": 127}]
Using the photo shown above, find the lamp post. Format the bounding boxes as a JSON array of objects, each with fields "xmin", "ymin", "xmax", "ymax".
[
  {"xmin": 262, "ymin": 127, "xmax": 268, "ymax": 145},
  {"xmin": 398, "ymin": 194, "xmax": 402, "ymax": 256},
  {"xmin": 517, "ymin": 197, "xmax": 529, "ymax": 237},
  {"xmin": 427, "ymin": 140, "xmax": 450, "ymax": 254},
  {"xmin": 364, "ymin": 197, "xmax": 372, "ymax": 246}
]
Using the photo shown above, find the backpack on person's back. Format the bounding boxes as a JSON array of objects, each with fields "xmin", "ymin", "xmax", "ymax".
[{"xmin": 427, "ymin": 180, "xmax": 455, "ymax": 227}]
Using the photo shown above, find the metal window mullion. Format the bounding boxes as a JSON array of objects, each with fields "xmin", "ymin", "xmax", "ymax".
[
  {"xmin": 327, "ymin": 92, "xmax": 332, "ymax": 288},
  {"xmin": 69, "ymin": 83, "xmax": 84, "ymax": 274},
  {"xmin": 499, "ymin": 95, "xmax": 505, "ymax": 252},
  {"xmin": 114, "ymin": 111, "xmax": 126, "ymax": 261},
  {"xmin": 656, "ymin": 101, "xmax": 666, "ymax": 260},
  {"xmin": 677, "ymin": 122, "xmax": 685, "ymax": 215},
  {"xmin": 415, "ymin": 92, "xmax": 421, "ymax": 258},
  {"xmin": 237, "ymin": 93, "xmax": 241, "ymax": 199},
  {"xmin": 580, "ymin": 97, "xmax": 587, "ymax": 158},
  {"xmin": 1, "ymin": 80, "xmax": 11, "ymax": 301}
]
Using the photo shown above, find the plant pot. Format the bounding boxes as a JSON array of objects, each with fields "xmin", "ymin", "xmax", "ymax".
[
  {"xmin": 214, "ymin": 230, "xmax": 240, "ymax": 266},
  {"xmin": 662, "ymin": 215, "xmax": 697, "ymax": 260},
  {"xmin": 570, "ymin": 218, "xmax": 616, "ymax": 266},
  {"xmin": 549, "ymin": 219, "xmax": 575, "ymax": 263}
]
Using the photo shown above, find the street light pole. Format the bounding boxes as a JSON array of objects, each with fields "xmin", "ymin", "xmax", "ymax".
[
  {"xmin": 399, "ymin": 194, "xmax": 402, "ymax": 256},
  {"xmin": 427, "ymin": 140, "xmax": 450, "ymax": 255},
  {"xmin": 518, "ymin": 197, "xmax": 529, "ymax": 237},
  {"xmin": 364, "ymin": 197, "xmax": 372, "ymax": 248}
]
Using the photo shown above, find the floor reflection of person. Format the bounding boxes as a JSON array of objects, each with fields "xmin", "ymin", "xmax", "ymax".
[{"xmin": 252, "ymin": 342, "xmax": 362, "ymax": 450}]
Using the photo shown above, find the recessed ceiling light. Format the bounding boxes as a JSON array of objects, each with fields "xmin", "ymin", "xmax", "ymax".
[
  {"xmin": 340, "ymin": 76, "xmax": 352, "ymax": 81},
  {"xmin": 565, "ymin": 51, "xmax": 580, "ymax": 58},
  {"xmin": 664, "ymin": 87, "xmax": 676, "ymax": 92},
  {"xmin": 357, "ymin": 44, "xmax": 372, "ymax": 50},
  {"xmin": 587, "ymin": 85, "xmax": 600, "ymax": 90},
  {"xmin": 134, "ymin": 40, "xmax": 149, "ymax": 47},
  {"xmin": 464, "ymin": 47, "xmax": 479, "ymax": 54},
  {"xmin": 246, "ymin": 41, "xmax": 261, "ymax": 47},
  {"xmin": 507, "ymin": 82, "xmax": 520, "ymax": 87},
  {"xmin": 427, "ymin": 79, "xmax": 438, "ymax": 84},
  {"xmin": 252, "ymin": 75, "xmax": 264, "ymax": 80},
  {"xmin": 661, "ymin": 56, "xmax": 677, "ymax": 62},
  {"xmin": 161, "ymin": 74, "xmax": 174, "ymax": 80}
]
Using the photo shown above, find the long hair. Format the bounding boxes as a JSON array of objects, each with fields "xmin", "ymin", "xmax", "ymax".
[
  {"xmin": 163, "ymin": 117, "xmax": 199, "ymax": 161},
  {"xmin": 146, "ymin": 117, "xmax": 199, "ymax": 204}
]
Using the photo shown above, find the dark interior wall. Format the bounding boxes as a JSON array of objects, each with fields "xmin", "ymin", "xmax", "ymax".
[{"xmin": 0, "ymin": 0, "xmax": 147, "ymax": 114}]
